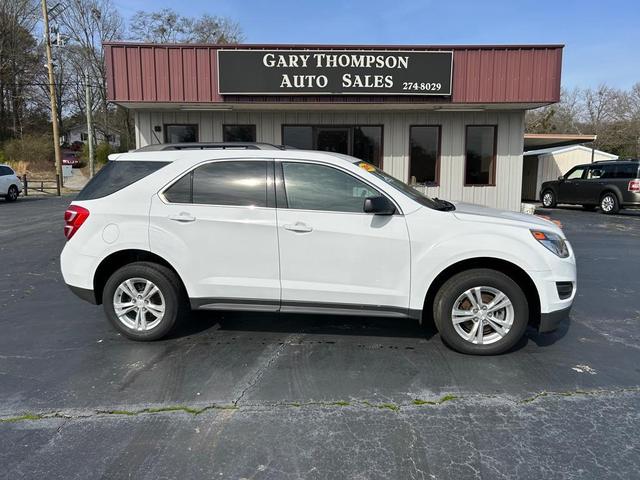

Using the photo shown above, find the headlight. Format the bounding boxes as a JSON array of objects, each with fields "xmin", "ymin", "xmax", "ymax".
[{"xmin": 530, "ymin": 230, "xmax": 570, "ymax": 258}]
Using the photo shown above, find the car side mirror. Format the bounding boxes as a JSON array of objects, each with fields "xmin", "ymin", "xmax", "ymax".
[
  {"xmin": 363, "ymin": 196, "xmax": 396, "ymax": 215},
  {"xmin": 558, "ymin": 175, "xmax": 565, "ymax": 181}
]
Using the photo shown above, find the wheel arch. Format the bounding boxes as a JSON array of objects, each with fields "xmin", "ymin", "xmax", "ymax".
[
  {"xmin": 93, "ymin": 249, "xmax": 187, "ymax": 305},
  {"xmin": 600, "ymin": 187, "xmax": 623, "ymax": 204},
  {"xmin": 422, "ymin": 257, "xmax": 541, "ymax": 328}
]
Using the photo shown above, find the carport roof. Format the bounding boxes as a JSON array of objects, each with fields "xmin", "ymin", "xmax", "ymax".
[{"xmin": 523, "ymin": 133, "xmax": 596, "ymax": 150}]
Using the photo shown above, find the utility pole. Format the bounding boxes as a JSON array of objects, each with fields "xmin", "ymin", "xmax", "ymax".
[
  {"xmin": 85, "ymin": 69, "xmax": 95, "ymax": 177},
  {"xmin": 41, "ymin": 0, "xmax": 63, "ymax": 187}
]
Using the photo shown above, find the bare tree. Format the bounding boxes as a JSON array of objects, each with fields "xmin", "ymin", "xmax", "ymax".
[{"xmin": 129, "ymin": 8, "xmax": 243, "ymax": 44}]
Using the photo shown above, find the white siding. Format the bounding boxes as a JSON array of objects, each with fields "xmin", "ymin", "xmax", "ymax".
[{"xmin": 135, "ymin": 109, "xmax": 525, "ymax": 211}]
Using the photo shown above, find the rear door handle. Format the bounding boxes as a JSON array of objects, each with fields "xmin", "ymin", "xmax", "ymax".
[
  {"xmin": 283, "ymin": 222, "xmax": 313, "ymax": 233},
  {"xmin": 169, "ymin": 213, "xmax": 196, "ymax": 223}
]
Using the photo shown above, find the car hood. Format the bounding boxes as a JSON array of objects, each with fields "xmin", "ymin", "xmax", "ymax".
[{"xmin": 452, "ymin": 202, "xmax": 562, "ymax": 233}]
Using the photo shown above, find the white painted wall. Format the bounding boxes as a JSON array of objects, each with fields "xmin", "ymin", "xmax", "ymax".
[{"xmin": 134, "ymin": 109, "xmax": 525, "ymax": 211}]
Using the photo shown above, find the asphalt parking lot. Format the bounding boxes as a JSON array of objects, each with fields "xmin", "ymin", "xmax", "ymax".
[{"xmin": 1, "ymin": 196, "xmax": 639, "ymax": 479}]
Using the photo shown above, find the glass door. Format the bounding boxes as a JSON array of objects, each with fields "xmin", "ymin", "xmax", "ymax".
[{"xmin": 314, "ymin": 127, "xmax": 350, "ymax": 155}]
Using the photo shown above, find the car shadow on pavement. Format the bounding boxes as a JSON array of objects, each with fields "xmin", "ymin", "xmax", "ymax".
[{"xmin": 170, "ymin": 310, "xmax": 439, "ymax": 341}]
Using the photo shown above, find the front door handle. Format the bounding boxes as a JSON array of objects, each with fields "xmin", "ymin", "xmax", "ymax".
[
  {"xmin": 283, "ymin": 222, "xmax": 313, "ymax": 233},
  {"xmin": 169, "ymin": 213, "xmax": 196, "ymax": 223}
]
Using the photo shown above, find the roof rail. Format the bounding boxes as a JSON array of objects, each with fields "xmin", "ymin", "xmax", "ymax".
[
  {"xmin": 134, "ymin": 142, "xmax": 289, "ymax": 152},
  {"xmin": 593, "ymin": 158, "xmax": 639, "ymax": 163}
]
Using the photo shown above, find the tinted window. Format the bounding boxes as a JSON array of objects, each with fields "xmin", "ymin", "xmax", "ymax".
[
  {"xmin": 465, "ymin": 126, "xmax": 496, "ymax": 185},
  {"xmin": 409, "ymin": 126, "xmax": 440, "ymax": 185},
  {"xmin": 0, "ymin": 166, "xmax": 13, "ymax": 176},
  {"xmin": 164, "ymin": 172, "xmax": 192, "ymax": 203},
  {"xmin": 282, "ymin": 125, "xmax": 383, "ymax": 166},
  {"xmin": 612, "ymin": 164, "xmax": 639, "ymax": 179},
  {"xmin": 352, "ymin": 126, "xmax": 382, "ymax": 167},
  {"xmin": 587, "ymin": 166, "xmax": 605, "ymax": 179},
  {"xmin": 76, "ymin": 161, "xmax": 169, "ymax": 200},
  {"xmin": 282, "ymin": 126, "xmax": 313, "ymax": 149},
  {"xmin": 565, "ymin": 167, "xmax": 586, "ymax": 180},
  {"xmin": 282, "ymin": 162, "xmax": 380, "ymax": 213},
  {"xmin": 164, "ymin": 124, "xmax": 198, "ymax": 143},
  {"xmin": 223, "ymin": 125, "xmax": 256, "ymax": 142},
  {"xmin": 193, "ymin": 161, "xmax": 267, "ymax": 207}
]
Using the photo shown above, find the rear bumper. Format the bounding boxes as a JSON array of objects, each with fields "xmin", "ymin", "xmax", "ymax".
[
  {"xmin": 539, "ymin": 306, "xmax": 571, "ymax": 333},
  {"xmin": 67, "ymin": 284, "xmax": 97, "ymax": 305}
]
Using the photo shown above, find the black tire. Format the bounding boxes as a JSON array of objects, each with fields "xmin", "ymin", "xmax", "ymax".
[
  {"xmin": 599, "ymin": 192, "xmax": 620, "ymax": 214},
  {"xmin": 582, "ymin": 204, "xmax": 597, "ymax": 211},
  {"xmin": 102, "ymin": 262, "xmax": 186, "ymax": 341},
  {"xmin": 433, "ymin": 269, "xmax": 529, "ymax": 355},
  {"xmin": 5, "ymin": 185, "xmax": 18, "ymax": 202},
  {"xmin": 541, "ymin": 189, "xmax": 556, "ymax": 208}
]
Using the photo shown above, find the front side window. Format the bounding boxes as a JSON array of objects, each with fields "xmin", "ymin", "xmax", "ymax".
[
  {"xmin": 465, "ymin": 126, "xmax": 496, "ymax": 185},
  {"xmin": 223, "ymin": 125, "xmax": 256, "ymax": 142},
  {"xmin": 565, "ymin": 166, "xmax": 587, "ymax": 180},
  {"xmin": 409, "ymin": 126, "xmax": 440, "ymax": 185},
  {"xmin": 282, "ymin": 162, "xmax": 380, "ymax": 213},
  {"xmin": 164, "ymin": 161, "xmax": 267, "ymax": 207},
  {"xmin": 164, "ymin": 124, "xmax": 198, "ymax": 143}
]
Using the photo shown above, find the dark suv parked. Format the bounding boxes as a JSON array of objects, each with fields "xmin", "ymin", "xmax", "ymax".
[{"xmin": 540, "ymin": 159, "xmax": 640, "ymax": 214}]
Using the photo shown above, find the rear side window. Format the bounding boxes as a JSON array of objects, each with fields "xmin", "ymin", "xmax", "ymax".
[
  {"xmin": 0, "ymin": 166, "xmax": 13, "ymax": 176},
  {"xmin": 612, "ymin": 164, "xmax": 639, "ymax": 179},
  {"xmin": 163, "ymin": 161, "xmax": 268, "ymax": 207},
  {"xmin": 75, "ymin": 161, "xmax": 169, "ymax": 200}
]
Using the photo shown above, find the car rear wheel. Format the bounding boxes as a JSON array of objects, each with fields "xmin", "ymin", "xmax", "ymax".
[
  {"xmin": 5, "ymin": 185, "xmax": 18, "ymax": 202},
  {"xmin": 541, "ymin": 190, "xmax": 556, "ymax": 208},
  {"xmin": 600, "ymin": 192, "xmax": 620, "ymax": 214},
  {"xmin": 433, "ymin": 269, "xmax": 529, "ymax": 355},
  {"xmin": 102, "ymin": 262, "xmax": 185, "ymax": 341}
]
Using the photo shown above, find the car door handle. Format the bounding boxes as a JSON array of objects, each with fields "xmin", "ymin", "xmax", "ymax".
[
  {"xmin": 169, "ymin": 213, "xmax": 196, "ymax": 223},
  {"xmin": 283, "ymin": 222, "xmax": 313, "ymax": 233}
]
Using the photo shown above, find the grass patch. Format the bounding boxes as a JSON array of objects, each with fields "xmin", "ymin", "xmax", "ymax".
[
  {"xmin": 412, "ymin": 394, "xmax": 459, "ymax": 406},
  {"xmin": 0, "ymin": 413, "xmax": 43, "ymax": 423}
]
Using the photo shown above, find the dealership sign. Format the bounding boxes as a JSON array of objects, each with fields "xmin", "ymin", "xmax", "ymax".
[{"xmin": 217, "ymin": 50, "xmax": 453, "ymax": 96}]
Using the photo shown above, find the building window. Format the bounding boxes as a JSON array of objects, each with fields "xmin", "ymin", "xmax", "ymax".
[
  {"xmin": 80, "ymin": 133, "xmax": 88, "ymax": 141},
  {"xmin": 223, "ymin": 125, "xmax": 256, "ymax": 142},
  {"xmin": 164, "ymin": 124, "xmax": 198, "ymax": 143},
  {"xmin": 409, "ymin": 126, "xmax": 440, "ymax": 185},
  {"xmin": 282, "ymin": 125, "xmax": 383, "ymax": 167},
  {"xmin": 465, "ymin": 126, "xmax": 497, "ymax": 186}
]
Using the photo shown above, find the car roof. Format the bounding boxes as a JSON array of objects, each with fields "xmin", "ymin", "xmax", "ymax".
[
  {"xmin": 108, "ymin": 147, "xmax": 361, "ymax": 167},
  {"xmin": 134, "ymin": 142, "xmax": 288, "ymax": 152}
]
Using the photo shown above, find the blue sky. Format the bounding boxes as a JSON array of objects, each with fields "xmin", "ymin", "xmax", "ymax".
[{"xmin": 114, "ymin": 0, "xmax": 640, "ymax": 90}]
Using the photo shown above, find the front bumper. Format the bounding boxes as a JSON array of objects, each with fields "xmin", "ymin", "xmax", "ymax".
[{"xmin": 539, "ymin": 306, "xmax": 571, "ymax": 333}]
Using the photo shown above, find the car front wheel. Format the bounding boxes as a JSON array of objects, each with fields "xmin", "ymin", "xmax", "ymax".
[
  {"xmin": 102, "ymin": 262, "xmax": 185, "ymax": 341},
  {"xmin": 433, "ymin": 269, "xmax": 529, "ymax": 355},
  {"xmin": 600, "ymin": 192, "xmax": 620, "ymax": 214},
  {"xmin": 541, "ymin": 190, "xmax": 556, "ymax": 208}
]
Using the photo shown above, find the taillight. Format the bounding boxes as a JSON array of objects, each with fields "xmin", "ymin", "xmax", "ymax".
[
  {"xmin": 629, "ymin": 179, "xmax": 640, "ymax": 193},
  {"xmin": 64, "ymin": 205, "xmax": 90, "ymax": 240}
]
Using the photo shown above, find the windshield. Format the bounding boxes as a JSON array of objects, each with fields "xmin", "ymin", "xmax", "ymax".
[{"xmin": 353, "ymin": 161, "xmax": 454, "ymax": 211}]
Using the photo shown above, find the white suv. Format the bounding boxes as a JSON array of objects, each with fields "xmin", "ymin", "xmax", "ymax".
[
  {"xmin": 61, "ymin": 145, "xmax": 576, "ymax": 355},
  {"xmin": 0, "ymin": 164, "xmax": 22, "ymax": 201}
]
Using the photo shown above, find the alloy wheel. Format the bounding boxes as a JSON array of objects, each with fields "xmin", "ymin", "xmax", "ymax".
[
  {"xmin": 451, "ymin": 286, "xmax": 515, "ymax": 345},
  {"xmin": 113, "ymin": 277, "xmax": 165, "ymax": 331},
  {"xmin": 542, "ymin": 192, "xmax": 553, "ymax": 207},
  {"xmin": 601, "ymin": 195, "xmax": 615, "ymax": 212}
]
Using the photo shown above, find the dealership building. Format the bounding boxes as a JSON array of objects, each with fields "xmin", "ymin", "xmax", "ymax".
[{"xmin": 105, "ymin": 42, "xmax": 564, "ymax": 211}]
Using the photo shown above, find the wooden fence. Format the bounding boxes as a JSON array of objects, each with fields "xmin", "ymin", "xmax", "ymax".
[{"xmin": 21, "ymin": 174, "xmax": 61, "ymax": 196}]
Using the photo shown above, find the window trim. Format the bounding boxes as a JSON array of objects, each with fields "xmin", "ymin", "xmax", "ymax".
[
  {"xmin": 281, "ymin": 124, "xmax": 384, "ymax": 168},
  {"xmin": 408, "ymin": 125, "xmax": 442, "ymax": 187},
  {"xmin": 159, "ymin": 158, "xmax": 274, "ymax": 209},
  {"xmin": 163, "ymin": 123, "xmax": 199, "ymax": 143},
  {"xmin": 463, "ymin": 124, "xmax": 498, "ymax": 187},
  {"xmin": 222, "ymin": 124, "xmax": 257, "ymax": 143},
  {"xmin": 275, "ymin": 159, "xmax": 402, "ymax": 216}
]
